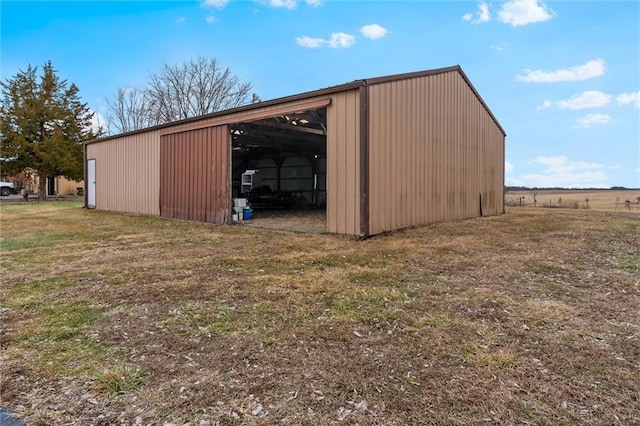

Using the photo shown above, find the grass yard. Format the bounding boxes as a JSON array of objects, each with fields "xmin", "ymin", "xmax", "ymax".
[{"xmin": 1, "ymin": 201, "xmax": 639, "ymax": 425}]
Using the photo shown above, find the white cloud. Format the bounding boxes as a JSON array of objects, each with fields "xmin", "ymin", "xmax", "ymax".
[
  {"xmin": 462, "ymin": 2, "xmax": 490, "ymax": 24},
  {"xmin": 491, "ymin": 42, "xmax": 510, "ymax": 52},
  {"xmin": 520, "ymin": 155, "xmax": 608, "ymax": 188},
  {"xmin": 576, "ymin": 113, "xmax": 611, "ymax": 128},
  {"xmin": 558, "ymin": 91, "xmax": 611, "ymax": 110},
  {"xmin": 264, "ymin": 0, "xmax": 297, "ymax": 9},
  {"xmin": 201, "ymin": 0, "xmax": 229, "ymax": 8},
  {"xmin": 477, "ymin": 2, "xmax": 490, "ymax": 22},
  {"xmin": 498, "ymin": 0, "xmax": 555, "ymax": 27},
  {"xmin": 256, "ymin": 0, "xmax": 322, "ymax": 7},
  {"xmin": 538, "ymin": 100, "xmax": 553, "ymax": 109},
  {"xmin": 505, "ymin": 161, "xmax": 514, "ymax": 173},
  {"xmin": 296, "ymin": 36, "xmax": 325, "ymax": 49},
  {"xmin": 90, "ymin": 110, "xmax": 108, "ymax": 135},
  {"xmin": 176, "ymin": 16, "xmax": 186, "ymax": 24},
  {"xmin": 616, "ymin": 91, "xmax": 640, "ymax": 107},
  {"xmin": 360, "ymin": 24, "xmax": 388, "ymax": 40},
  {"xmin": 328, "ymin": 32, "xmax": 355, "ymax": 48},
  {"xmin": 506, "ymin": 177, "xmax": 523, "ymax": 186},
  {"xmin": 296, "ymin": 32, "xmax": 355, "ymax": 49},
  {"xmin": 516, "ymin": 59, "xmax": 605, "ymax": 83},
  {"xmin": 541, "ymin": 91, "xmax": 611, "ymax": 110},
  {"xmin": 297, "ymin": 25, "xmax": 385, "ymax": 50},
  {"xmin": 205, "ymin": 16, "xmax": 216, "ymax": 23}
]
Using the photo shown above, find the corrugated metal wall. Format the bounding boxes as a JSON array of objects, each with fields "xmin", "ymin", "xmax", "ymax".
[
  {"xmin": 368, "ymin": 71, "xmax": 505, "ymax": 235},
  {"xmin": 326, "ymin": 89, "xmax": 361, "ymax": 235},
  {"xmin": 85, "ymin": 130, "xmax": 161, "ymax": 215},
  {"xmin": 160, "ymin": 125, "xmax": 229, "ymax": 223}
]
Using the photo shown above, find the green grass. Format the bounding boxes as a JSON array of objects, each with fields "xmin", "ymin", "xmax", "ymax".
[
  {"xmin": 189, "ymin": 308, "xmax": 238, "ymax": 336},
  {"xmin": 7, "ymin": 297, "xmax": 108, "ymax": 375},
  {"xmin": 421, "ymin": 312, "xmax": 455, "ymax": 329},
  {"xmin": 0, "ymin": 200, "xmax": 84, "ymax": 211},
  {"xmin": 95, "ymin": 365, "xmax": 150, "ymax": 396},
  {"xmin": 323, "ymin": 288, "xmax": 412, "ymax": 323},
  {"xmin": 0, "ymin": 232, "xmax": 87, "ymax": 251}
]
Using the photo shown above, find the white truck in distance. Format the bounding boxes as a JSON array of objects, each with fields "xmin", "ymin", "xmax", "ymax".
[{"xmin": 1, "ymin": 181, "xmax": 15, "ymax": 196}]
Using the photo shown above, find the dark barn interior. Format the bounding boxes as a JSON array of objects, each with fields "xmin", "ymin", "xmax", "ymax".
[{"xmin": 230, "ymin": 107, "xmax": 327, "ymax": 213}]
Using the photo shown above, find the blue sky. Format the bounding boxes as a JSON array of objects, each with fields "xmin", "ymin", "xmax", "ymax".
[{"xmin": 2, "ymin": 0, "xmax": 639, "ymax": 188}]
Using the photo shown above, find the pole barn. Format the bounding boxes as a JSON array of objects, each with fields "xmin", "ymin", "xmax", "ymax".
[{"xmin": 85, "ymin": 65, "xmax": 506, "ymax": 237}]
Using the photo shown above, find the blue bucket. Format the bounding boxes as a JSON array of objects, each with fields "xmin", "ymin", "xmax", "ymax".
[{"xmin": 243, "ymin": 207, "xmax": 253, "ymax": 220}]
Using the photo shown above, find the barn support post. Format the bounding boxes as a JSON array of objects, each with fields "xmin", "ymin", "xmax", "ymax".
[
  {"xmin": 274, "ymin": 156, "xmax": 285, "ymax": 192},
  {"xmin": 306, "ymin": 155, "xmax": 320, "ymax": 205},
  {"xmin": 358, "ymin": 83, "xmax": 370, "ymax": 238}
]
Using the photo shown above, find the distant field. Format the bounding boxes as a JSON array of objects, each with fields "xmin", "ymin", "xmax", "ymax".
[
  {"xmin": 506, "ymin": 189, "xmax": 640, "ymax": 211},
  {"xmin": 1, "ymin": 201, "xmax": 638, "ymax": 425}
]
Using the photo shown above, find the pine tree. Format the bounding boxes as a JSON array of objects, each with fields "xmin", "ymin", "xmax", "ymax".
[{"xmin": 0, "ymin": 61, "xmax": 99, "ymax": 199}]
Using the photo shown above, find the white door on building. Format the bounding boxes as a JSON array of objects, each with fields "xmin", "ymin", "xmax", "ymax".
[{"xmin": 87, "ymin": 159, "xmax": 96, "ymax": 208}]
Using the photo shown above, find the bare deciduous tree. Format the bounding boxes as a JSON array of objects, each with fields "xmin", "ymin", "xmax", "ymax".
[
  {"xmin": 530, "ymin": 188, "xmax": 539, "ymax": 207},
  {"xmin": 106, "ymin": 56, "xmax": 253, "ymax": 134},
  {"xmin": 106, "ymin": 87, "xmax": 152, "ymax": 134}
]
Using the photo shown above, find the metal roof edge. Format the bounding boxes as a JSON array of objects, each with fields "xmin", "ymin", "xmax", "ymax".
[
  {"xmin": 455, "ymin": 67, "xmax": 507, "ymax": 137},
  {"xmin": 458, "ymin": 66, "xmax": 507, "ymax": 138},
  {"xmin": 362, "ymin": 65, "xmax": 462, "ymax": 85}
]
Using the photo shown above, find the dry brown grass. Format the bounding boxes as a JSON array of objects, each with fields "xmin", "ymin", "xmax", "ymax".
[
  {"xmin": 1, "ymin": 201, "xmax": 639, "ymax": 425},
  {"xmin": 506, "ymin": 189, "xmax": 640, "ymax": 211}
]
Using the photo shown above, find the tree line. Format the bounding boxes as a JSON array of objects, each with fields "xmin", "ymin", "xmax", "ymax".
[{"xmin": 0, "ymin": 57, "xmax": 254, "ymax": 199}]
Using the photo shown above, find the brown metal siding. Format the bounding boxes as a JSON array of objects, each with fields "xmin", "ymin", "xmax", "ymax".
[
  {"xmin": 160, "ymin": 125, "xmax": 229, "ymax": 223},
  {"xmin": 85, "ymin": 131, "xmax": 160, "ymax": 215},
  {"xmin": 326, "ymin": 89, "xmax": 361, "ymax": 235},
  {"xmin": 368, "ymin": 70, "xmax": 504, "ymax": 235}
]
